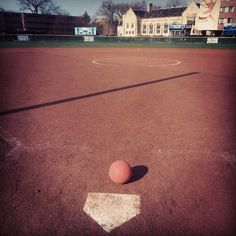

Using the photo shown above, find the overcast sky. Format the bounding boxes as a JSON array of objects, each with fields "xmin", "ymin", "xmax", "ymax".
[{"xmin": 0, "ymin": 0, "xmax": 194, "ymax": 17}]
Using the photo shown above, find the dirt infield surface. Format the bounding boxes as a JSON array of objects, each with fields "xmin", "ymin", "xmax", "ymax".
[{"xmin": 0, "ymin": 47, "xmax": 236, "ymax": 235}]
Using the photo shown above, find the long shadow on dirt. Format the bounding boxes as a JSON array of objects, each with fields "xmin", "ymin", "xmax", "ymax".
[{"xmin": 0, "ymin": 72, "xmax": 199, "ymax": 116}]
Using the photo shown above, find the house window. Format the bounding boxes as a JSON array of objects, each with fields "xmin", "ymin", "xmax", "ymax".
[
  {"xmin": 221, "ymin": 6, "xmax": 235, "ymax": 13},
  {"xmin": 156, "ymin": 23, "xmax": 161, "ymax": 34},
  {"xmin": 126, "ymin": 23, "xmax": 129, "ymax": 29},
  {"xmin": 225, "ymin": 7, "xmax": 229, "ymax": 13},
  {"xmin": 149, "ymin": 24, "xmax": 153, "ymax": 34},
  {"xmin": 219, "ymin": 18, "xmax": 224, "ymax": 24},
  {"xmin": 142, "ymin": 24, "xmax": 147, "ymax": 34},
  {"xmin": 229, "ymin": 6, "xmax": 235, "ymax": 12},
  {"xmin": 223, "ymin": 18, "xmax": 228, "ymax": 24},
  {"xmin": 131, "ymin": 23, "xmax": 134, "ymax": 28},
  {"xmin": 219, "ymin": 18, "xmax": 232, "ymax": 24},
  {"xmin": 164, "ymin": 23, "xmax": 168, "ymax": 34}
]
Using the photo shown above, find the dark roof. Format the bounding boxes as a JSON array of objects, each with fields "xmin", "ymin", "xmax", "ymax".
[
  {"xmin": 133, "ymin": 7, "xmax": 187, "ymax": 19},
  {"xmin": 133, "ymin": 9, "xmax": 146, "ymax": 18}
]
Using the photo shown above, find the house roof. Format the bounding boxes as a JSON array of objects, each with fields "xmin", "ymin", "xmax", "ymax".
[
  {"xmin": 149, "ymin": 7, "xmax": 187, "ymax": 18},
  {"xmin": 133, "ymin": 9, "xmax": 147, "ymax": 18},
  {"xmin": 133, "ymin": 7, "xmax": 188, "ymax": 19}
]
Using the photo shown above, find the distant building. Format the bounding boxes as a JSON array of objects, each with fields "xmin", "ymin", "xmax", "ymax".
[
  {"xmin": 117, "ymin": 1, "xmax": 200, "ymax": 37},
  {"xmin": 0, "ymin": 11, "xmax": 84, "ymax": 34},
  {"xmin": 118, "ymin": 0, "xmax": 236, "ymax": 37},
  {"xmin": 218, "ymin": 0, "xmax": 236, "ymax": 30},
  {"xmin": 194, "ymin": 0, "xmax": 236, "ymax": 35}
]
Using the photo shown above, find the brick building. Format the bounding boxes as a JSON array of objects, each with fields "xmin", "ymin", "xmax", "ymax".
[
  {"xmin": 0, "ymin": 11, "xmax": 84, "ymax": 35},
  {"xmin": 218, "ymin": 0, "xmax": 236, "ymax": 30}
]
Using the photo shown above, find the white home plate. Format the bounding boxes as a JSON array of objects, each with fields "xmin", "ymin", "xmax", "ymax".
[{"xmin": 83, "ymin": 193, "xmax": 141, "ymax": 233}]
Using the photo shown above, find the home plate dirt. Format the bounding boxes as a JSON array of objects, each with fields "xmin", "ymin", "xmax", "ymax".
[{"xmin": 0, "ymin": 48, "xmax": 236, "ymax": 235}]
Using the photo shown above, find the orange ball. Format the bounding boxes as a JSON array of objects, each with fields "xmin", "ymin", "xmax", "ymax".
[{"xmin": 109, "ymin": 160, "xmax": 132, "ymax": 184}]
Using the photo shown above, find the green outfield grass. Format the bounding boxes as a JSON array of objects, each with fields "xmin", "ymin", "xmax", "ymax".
[{"xmin": 0, "ymin": 41, "xmax": 236, "ymax": 49}]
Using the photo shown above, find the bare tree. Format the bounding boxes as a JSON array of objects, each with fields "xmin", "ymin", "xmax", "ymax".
[
  {"xmin": 115, "ymin": 3, "xmax": 130, "ymax": 19},
  {"xmin": 130, "ymin": 0, "xmax": 147, "ymax": 10},
  {"xmin": 165, "ymin": 0, "xmax": 187, "ymax": 8},
  {"xmin": 96, "ymin": 0, "xmax": 118, "ymax": 34},
  {"xmin": 96, "ymin": 0, "xmax": 161, "ymax": 21},
  {"xmin": 39, "ymin": 1, "xmax": 69, "ymax": 15},
  {"xmin": 17, "ymin": 0, "xmax": 50, "ymax": 14},
  {"xmin": 96, "ymin": 1, "xmax": 152, "ymax": 24},
  {"xmin": 17, "ymin": 0, "xmax": 68, "ymax": 15},
  {"xmin": 96, "ymin": 1, "xmax": 115, "ymax": 23},
  {"xmin": 82, "ymin": 11, "xmax": 91, "ymax": 26},
  {"xmin": 96, "ymin": 0, "xmax": 161, "ymax": 35},
  {"xmin": 115, "ymin": 1, "xmax": 149, "ymax": 19}
]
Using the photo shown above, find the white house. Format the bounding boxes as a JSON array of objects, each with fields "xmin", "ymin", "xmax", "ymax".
[{"xmin": 117, "ymin": 1, "xmax": 200, "ymax": 37}]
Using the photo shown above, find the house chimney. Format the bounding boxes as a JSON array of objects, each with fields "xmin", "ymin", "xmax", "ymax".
[{"xmin": 147, "ymin": 3, "xmax": 153, "ymax": 12}]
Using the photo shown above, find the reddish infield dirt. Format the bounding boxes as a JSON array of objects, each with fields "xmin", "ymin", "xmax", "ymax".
[{"xmin": 0, "ymin": 47, "xmax": 236, "ymax": 236}]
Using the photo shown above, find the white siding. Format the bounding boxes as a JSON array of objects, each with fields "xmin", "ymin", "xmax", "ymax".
[
  {"xmin": 117, "ymin": 1, "xmax": 201, "ymax": 37},
  {"xmin": 122, "ymin": 8, "xmax": 138, "ymax": 37}
]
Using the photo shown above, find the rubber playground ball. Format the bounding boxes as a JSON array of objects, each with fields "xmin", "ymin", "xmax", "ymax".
[{"xmin": 109, "ymin": 160, "xmax": 132, "ymax": 184}]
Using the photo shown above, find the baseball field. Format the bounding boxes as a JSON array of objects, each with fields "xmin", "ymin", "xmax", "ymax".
[{"xmin": 0, "ymin": 44, "xmax": 236, "ymax": 235}]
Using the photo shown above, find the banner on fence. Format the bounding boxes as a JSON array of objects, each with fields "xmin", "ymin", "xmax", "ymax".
[
  {"xmin": 17, "ymin": 35, "xmax": 30, "ymax": 42},
  {"xmin": 207, "ymin": 37, "xmax": 219, "ymax": 44},
  {"xmin": 84, "ymin": 36, "xmax": 94, "ymax": 42}
]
